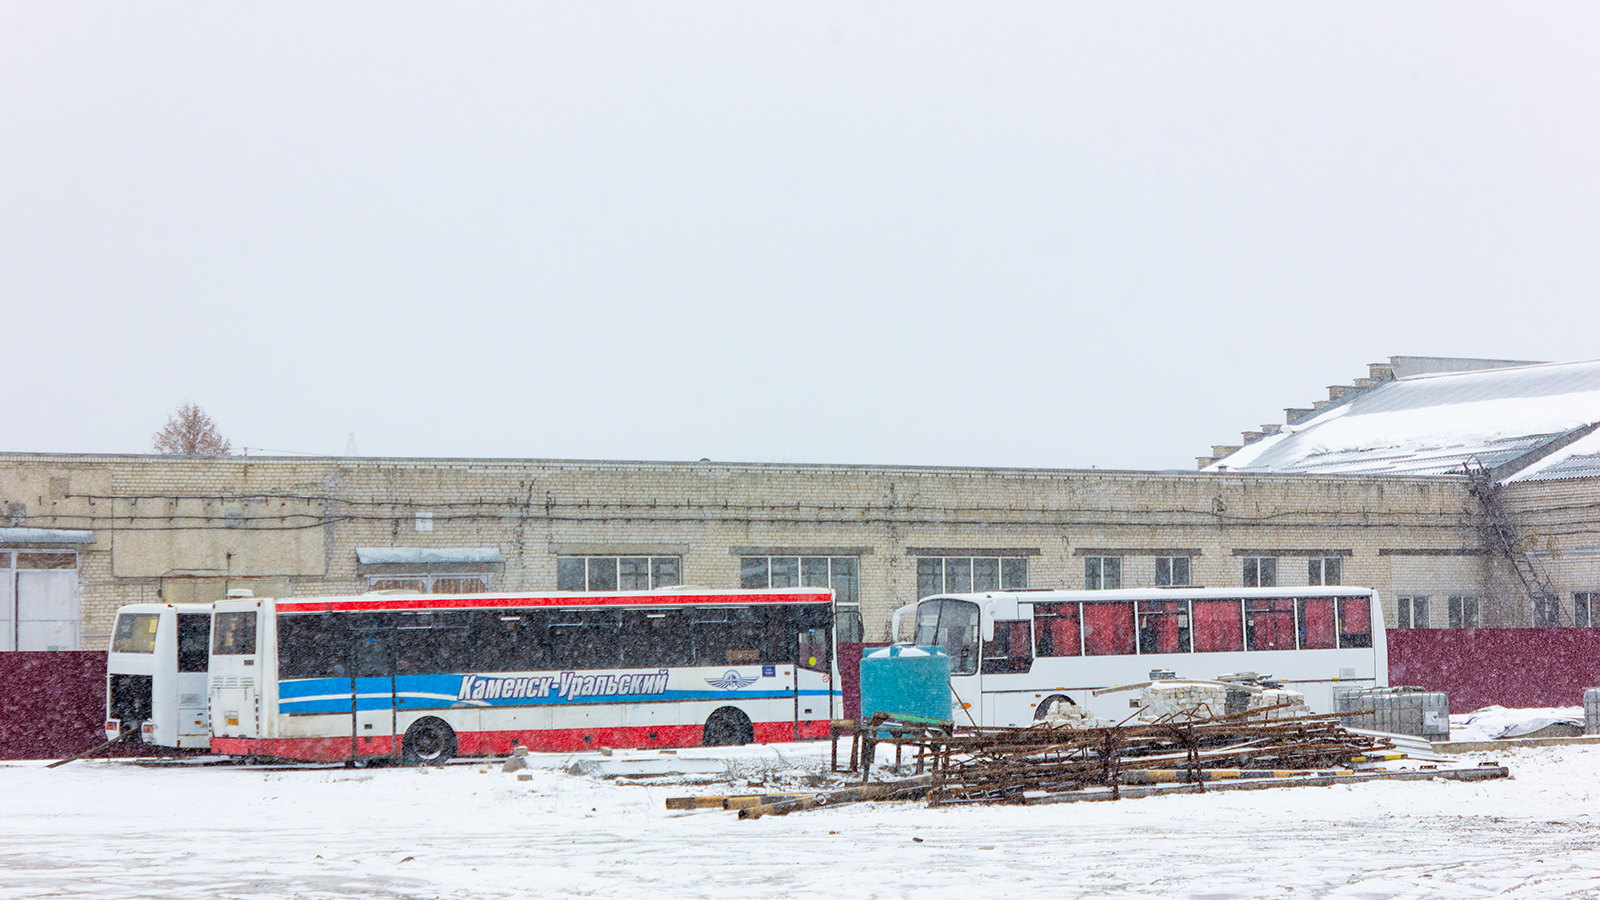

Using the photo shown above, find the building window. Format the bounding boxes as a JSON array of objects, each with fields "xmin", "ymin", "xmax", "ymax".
[
  {"xmin": 1242, "ymin": 557, "xmax": 1277, "ymax": 588},
  {"xmin": 741, "ymin": 555, "xmax": 861, "ymax": 642},
  {"xmin": 1446, "ymin": 595, "xmax": 1480, "ymax": 629},
  {"xmin": 1576, "ymin": 592, "xmax": 1600, "ymax": 627},
  {"xmin": 916, "ymin": 556, "xmax": 1027, "ymax": 598},
  {"xmin": 1308, "ymin": 557, "xmax": 1342, "ymax": 586},
  {"xmin": 1154, "ymin": 556, "xmax": 1191, "ymax": 587},
  {"xmin": 1084, "ymin": 556, "xmax": 1121, "ymax": 590},
  {"xmin": 557, "ymin": 556, "xmax": 681, "ymax": 592},
  {"xmin": 1396, "ymin": 595, "xmax": 1428, "ymax": 629},
  {"xmin": 1533, "ymin": 595, "xmax": 1561, "ymax": 628},
  {"xmin": 368, "ymin": 573, "xmax": 491, "ymax": 593}
]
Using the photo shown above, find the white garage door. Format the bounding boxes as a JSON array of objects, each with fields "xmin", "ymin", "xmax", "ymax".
[
  {"xmin": 3, "ymin": 550, "xmax": 80, "ymax": 651},
  {"xmin": 17, "ymin": 570, "xmax": 78, "ymax": 650}
]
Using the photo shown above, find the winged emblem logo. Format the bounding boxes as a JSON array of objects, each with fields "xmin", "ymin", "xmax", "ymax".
[{"xmin": 705, "ymin": 670, "xmax": 759, "ymax": 690}]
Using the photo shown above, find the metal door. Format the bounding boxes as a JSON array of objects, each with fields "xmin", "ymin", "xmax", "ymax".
[
  {"xmin": 0, "ymin": 567, "xmax": 12, "ymax": 652},
  {"xmin": 351, "ymin": 630, "xmax": 396, "ymax": 758},
  {"xmin": 16, "ymin": 570, "xmax": 77, "ymax": 650}
]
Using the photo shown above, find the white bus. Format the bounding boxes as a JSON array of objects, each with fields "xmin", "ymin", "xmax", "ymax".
[
  {"xmin": 104, "ymin": 603, "xmax": 214, "ymax": 749},
  {"xmin": 208, "ymin": 587, "xmax": 839, "ymax": 764},
  {"xmin": 900, "ymin": 586, "xmax": 1386, "ymax": 726}
]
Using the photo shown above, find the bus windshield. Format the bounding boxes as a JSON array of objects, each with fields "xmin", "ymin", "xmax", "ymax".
[
  {"xmin": 112, "ymin": 614, "xmax": 160, "ymax": 654},
  {"xmin": 914, "ymin": 599, "xmax": 979, "ymax": 675}
]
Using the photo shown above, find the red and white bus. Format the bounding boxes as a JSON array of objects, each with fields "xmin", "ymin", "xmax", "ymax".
[
  {"xmin": 900, "ymin": 586, "xmax": 1386, "ymax": 726},
  {"xmin": 207, "ymin": 587, "xmax": 838, "ymax": 763}
]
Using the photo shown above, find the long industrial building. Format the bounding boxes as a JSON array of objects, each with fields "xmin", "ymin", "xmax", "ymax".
[{"xmin": 4, "ymin": 356, "xmax": 1600, "ymax": 652}]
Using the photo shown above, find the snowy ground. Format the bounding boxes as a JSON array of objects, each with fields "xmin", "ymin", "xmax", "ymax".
[{"xmin": 4, "ymin": 742, "xmax": 1600, "ymax": 899}]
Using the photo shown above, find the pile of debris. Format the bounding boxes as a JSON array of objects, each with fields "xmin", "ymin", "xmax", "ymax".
[
  {"xmin": 926, "ymin": 710, "xmax": 1392, "ymax": 805},
  {"xmin": 668, "ymin": 705, "xmax": 1509, "ymax": 819}
]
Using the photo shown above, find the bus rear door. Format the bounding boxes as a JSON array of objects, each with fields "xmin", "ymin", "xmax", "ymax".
[
  {"xmin": 174, "ymin": 611, "xmax": 211, "ymax": 748},
  {"xmin": 210, "ymin": 601, "xmax": 264, "ymax": 741}
]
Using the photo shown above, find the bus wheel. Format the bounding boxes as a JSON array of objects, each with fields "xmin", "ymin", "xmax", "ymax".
[
  {"xmin": 402, "ymin": 717, "xmax": 457, "ymax": 765},
  {"xmin": 1034, "ymin": 694, "xmax": 1075, "ymax": 720},
  {"xmin": 703, "ymin": 708, "xmax": 754, "ymax": 747}
]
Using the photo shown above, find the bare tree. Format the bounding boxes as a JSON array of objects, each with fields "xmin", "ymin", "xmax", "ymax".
[{"xmin": 152, "ymin": 401, "xmax": 233, "ymax": 456}]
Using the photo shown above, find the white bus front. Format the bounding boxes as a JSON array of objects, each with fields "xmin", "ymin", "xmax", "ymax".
[{"xmin": 105, "ymin": 604, "xmax": 212, "ymax": 748}]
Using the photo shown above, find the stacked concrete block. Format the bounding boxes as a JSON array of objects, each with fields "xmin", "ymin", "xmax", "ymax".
[
  {"xmin": 1138, "ymin": 682, "xmax": 1309, "ymax": 722},
  {"xmin": 1337, "ymin": 686, "xmax": 1449, "ymax": 740}
]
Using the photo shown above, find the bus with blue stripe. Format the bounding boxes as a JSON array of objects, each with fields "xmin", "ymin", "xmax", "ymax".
[{"xmin": 207, "ymin": 587, "xmax": 838, "ymax": 764}]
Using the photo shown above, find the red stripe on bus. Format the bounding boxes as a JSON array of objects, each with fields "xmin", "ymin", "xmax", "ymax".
[
  {"xmin": 210, "ymin": 719, "xmax": 829, "ymax": 762},
  {"xmin": 276, "ymin": 591, "xmax": 831, "ymax": 614}
]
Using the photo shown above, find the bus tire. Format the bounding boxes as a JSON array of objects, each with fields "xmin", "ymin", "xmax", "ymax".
[
  {"xmin": 402, "ymin": 717, "xmax": 457, "ymax": 765},
  {"xmin": 1034, "ymin": 694, "xmax": 1075, "ymax": 720},
  {"xmin": 702, "ymin": 708, "xmax": 754, "ymax": 747}
]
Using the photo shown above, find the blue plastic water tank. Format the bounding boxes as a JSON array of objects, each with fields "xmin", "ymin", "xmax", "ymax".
[{"xmin": 859, "ymin": 644, "xmax": 953, "ymax": 726}]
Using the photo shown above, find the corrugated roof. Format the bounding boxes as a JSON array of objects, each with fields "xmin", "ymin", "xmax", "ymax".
[
  {"xmin": 1211, "ymin": 359, "xmax": 1600, "ymax": 478},
  {"xmin": 0, "ymin": 528, "xmax": 96, "ymax": 545},
  {"xmin": 355, "ymin": 547, "xmax": 505, "ymax": 565}
]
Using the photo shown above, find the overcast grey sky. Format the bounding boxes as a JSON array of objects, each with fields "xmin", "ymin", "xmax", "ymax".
[{"xmin": 4, "ymin": 4, "xmax": 1598, "ymax": 471}]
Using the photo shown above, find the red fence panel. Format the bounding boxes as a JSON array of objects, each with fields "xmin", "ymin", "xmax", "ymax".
[
  {"xmin": 0, "ymin": 651, "xmax": 108, "ymax": 760},
  {"xmin": 838, "ymin": 642, "xmax": 889, "ymax": 721},
  {"xmin": 1387, "ymin": 628, "xmax": 1600, "ymax": 711}
]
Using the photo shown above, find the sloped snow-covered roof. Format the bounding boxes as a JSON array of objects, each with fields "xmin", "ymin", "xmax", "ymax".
[
  {"xmin": 1208, "ymin": 359, "xmax": 1600, "ymax": 477},
  {"xmin": 1507, "ymin": 427, "xmax": 1600, "ymax": 483}
]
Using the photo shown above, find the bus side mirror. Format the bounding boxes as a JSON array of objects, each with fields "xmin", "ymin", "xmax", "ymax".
[{"xmin": 982, "ymin": 601, "xmax": 995, "ymax": 642}]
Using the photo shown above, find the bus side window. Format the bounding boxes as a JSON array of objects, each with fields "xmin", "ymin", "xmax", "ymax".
[
  {"xmin": 621, "ymin": 610, "xmax": 692, "ymax": 667},
  {"xmin": 1246, "ymin": 598, "xmax": 1296, "ymax": 651},
  {"xmin": 981, "ymin": 620, "xmax": 1033, "ymax": 674},
  {"xmin": 1338, "ymin": 596, "xmax": 1374, "ymax": 648},
  {"xmin": 1033, "ymin": 603, "xmax": 1081, "ymax": 657},
  {"xmin": 474, "ymin": 610, "xmax": 550, "ymax": 672},
  {"xmin": 1137, "ymin": 600, "xmax": 1190, "ymax": 654},
  {"xmin": 692, "ymin": 609, "xmax": 763, "ymax": 667},
  {"xmin": 1299, "ymin": 598, "xmax": 1337, "ymax": 649},
  {"xmin": 177, "ymin": 614, "xmax": 211, "ymax": 673},
  {"xmin": 1082, "ymin": 602, "xmax": 1135, "ymax": 656},
  {"xmin": 1191, "ymin": 599, "xmax": 1244, "ymax": 652},
  {"xmin": 278, "ymin": 615, "xmax": 347, "ymax": 679},
  {"xmin": 549, "ymin": 610, "xmax": 621, "ymax": 670}
]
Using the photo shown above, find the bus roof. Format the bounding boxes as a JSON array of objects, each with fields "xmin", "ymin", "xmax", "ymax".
[
  {"xmin": 922, "ymin": 586, "xmax": 1376, "ymax": 604},
  {"xmin": 271, "ymin": 586, "xmax": 834, "ymax": 615}
]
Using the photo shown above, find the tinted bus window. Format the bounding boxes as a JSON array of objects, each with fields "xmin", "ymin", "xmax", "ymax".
[
  {"xmin": 112, "ymin": 614, "xmax": 160, "ymax": 654},
  {"xmin": 1191, "ymin": 599, "xmax": 1244, "ymax": 652},
  {"xmin": 177, "ymin": 614, "xmax": 211, "ymax": 672},
  {"xmin": 1137, "ymin": 599, "xmax": 1190, "ymax": 654},
  {"xmin": 1246, "ymin": 598, "xmax": 1296, "ymax": 651},
  {"xmin": 1298, "ymin": 598, "xmax": 1337, "ymax": 649},
  {"xmin": 278, "ymin": 615, "xmax": 350, "ymax": 678},
  {"xmin": 691, "ymin": 608, "xmax": 765, "ymax": 667},
  {"xmin": 474, "ymin": 610, "xmax": 549, "ymax": 672},
  {"xmin": 1033, "ymin": 603, "xmax": 1081, "ymax": 657},
  {"xmin": 550, "ymin": 610, "xmax": 621, "ymax": 669},
  {"xmin": 982, "ymin": 621, "xmax": 1034, "ymax": 674},
  {"xmin": 1338, "ymin": 596, "xmax": 1374, "ymax": 648},
  {"xmin": 213, "ymin": 612, "xmax": 257, "ymax": 655},
  {"xmin": 1082, "ymin": 602, "xmax": 1135, "ymax": 656},
  {"xmin": 620, "ymin": 610, "xmax": 693, "ymax": 667}
]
